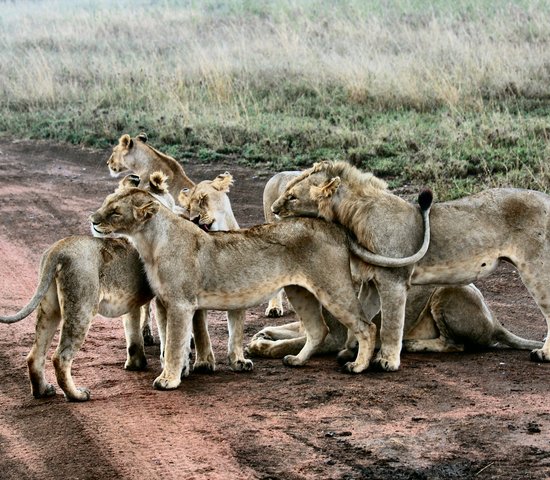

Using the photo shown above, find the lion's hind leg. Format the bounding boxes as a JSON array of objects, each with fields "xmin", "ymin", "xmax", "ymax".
[
  {"xmin": 51, "ymin": 301, "xmax": 96, "ymax": 402},
  {"xmin": 227, "ymin": 309, "xmax": 253, "ymax": 371},
  {"xmin": 513, "ymin": 265, "xmax": 550, "ymax": 362},
  {"xmin": 192, "ymin": 309, "xmax": 216, "ymax": 373},
  {"xmin": 264, "ymin": 289, "xmax": 285, "ymax": 318},
  {"xmin": 281, "ymin": 286, "xmax": 327, "ymax": 367},
  {"xmin": 141, "ymin": 301, "xmax": 155, "ymax": 346},
  {"xmin": 27, "ymin": 287, "xmax": 60, "ymax": 399},
  {"xmin": 402, "ymin": 287, "xmax": 464, "ymax": 353},
  {"xmin": 123, "ymin": 308, "xmax": 147, "ymax": 371}
]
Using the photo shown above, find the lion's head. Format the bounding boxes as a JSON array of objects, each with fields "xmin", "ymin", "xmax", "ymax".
[
  {"xmin": 272, "ymin": 161, "xmax": 387, "ymax": 221},
  {"xmin": 178, "ymin": 172, "xmax": 236, "ymax": 231},
  {"xmin": 90, "ymin": 188, "xmax": 159, "ymax": 238},
  {"xmin": 107, "ymin": 132, "xmax": 148, "ymax": 177}
]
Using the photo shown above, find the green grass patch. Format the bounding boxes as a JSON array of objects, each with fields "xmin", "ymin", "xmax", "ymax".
[{"xmin": 1, "ymin": 0, "xmax": 550, "ymax": 199}]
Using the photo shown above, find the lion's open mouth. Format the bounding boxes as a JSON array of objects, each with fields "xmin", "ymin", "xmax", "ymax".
[{"xmin": 192, "ymin": 217, "xmax": 213, "ymax": 232}]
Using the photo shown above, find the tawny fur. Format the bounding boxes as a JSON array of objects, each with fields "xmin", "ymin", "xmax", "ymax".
[
  {"xmin": 0, "ymin": 236, "xmax": 153, "ymax": 402},
  {"xmin": 107, "ymin": 132, "xmax": 194, "ymax": 199},
  {"xmin": 90, "ymin": 188, "xmax": 381, "ymax": 391},
  {"xmin": 272, "ymin": 160, "xmax": 550, "ymax": 371},
  {"xmin": 247, "ymin": 283, "xmax": 543, "ymax": 358}
]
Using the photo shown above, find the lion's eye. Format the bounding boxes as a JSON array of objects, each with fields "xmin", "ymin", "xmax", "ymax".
[
  {"xmin": 287, "ymin": 194, "xmax": 297, "ymax": 201},
  {"xmin": 109, "ymin": 211, "xmax": 122, "ymax": 218}
]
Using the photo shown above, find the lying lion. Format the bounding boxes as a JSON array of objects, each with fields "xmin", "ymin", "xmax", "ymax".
[
  {"xmin": 89, "ymin": 185, "xmax": 434, "ymax": 390},
  {"xmin": 247, "ymin": 283, "xmax": 543, "ymax": 358},
  {"xmin": 272, "ymin": 161, "xmax": 550, "ymax": 371}
]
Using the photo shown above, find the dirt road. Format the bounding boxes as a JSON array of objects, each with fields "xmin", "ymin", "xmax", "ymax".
[{"xmin": 0, "ymin": 139, "xmax": 548, "ymax": 479}]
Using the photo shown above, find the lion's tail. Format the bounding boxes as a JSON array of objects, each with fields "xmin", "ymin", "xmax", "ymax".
[
  {"xmin": 0, "ymin": 247, "xmax": 57, "ymax": 324},
  {"xmin": 349, "ymin": 188, "xmax": 433, "ymax": 268},
  {"xmin": 493, "ymin": 325, "xmax": 544, "ymax": 350}
]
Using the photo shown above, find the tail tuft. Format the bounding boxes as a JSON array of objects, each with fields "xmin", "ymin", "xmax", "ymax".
[{"xmin": 418, "ymin": 188, "xmax": 433, "ymax": 211}]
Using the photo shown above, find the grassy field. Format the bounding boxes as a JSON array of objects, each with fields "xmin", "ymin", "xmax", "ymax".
[{"xmin": 1, "ymin": 0, "xmax": 550, "ymax": 198}]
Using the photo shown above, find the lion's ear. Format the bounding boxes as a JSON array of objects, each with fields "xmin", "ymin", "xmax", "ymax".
[
  {"xmin": 137, "ymin": 132, "xmax": 148, "ymax": 143},
  {"xmin": 198, "ymin": 192, "xmax": 208, "ymax": 207},
  {"xmin": 211, "ymin": 172, "xmax": 233, "ymax": 192},
  {"xmin": 149, "ymin": 171, "xmax": 169, "ymax": 194},
  {"xmin": 119, "ymin": 134, "xmax": 133, "ymax": 149},
  {"xmin": 133, "ymin": 201, "xmax": 159, "ymax": 222},
  {"xmin": 178, "ymin": 188, "xmax": 190, "ymax": 206},
  {"xmin": 311, "ymin": 177, "xmax": 341, "ymax": 200},
  {"xmin": 118, "ymin": 174, "xmax": 140, "ymax": 191}
]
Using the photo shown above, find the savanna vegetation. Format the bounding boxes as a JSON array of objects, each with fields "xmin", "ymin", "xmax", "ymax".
[{"xmin": 1, "ymin": 0, "xmax": 550, "ymax": 198}]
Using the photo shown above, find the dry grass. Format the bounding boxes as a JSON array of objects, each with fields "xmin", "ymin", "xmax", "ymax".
[{"xmin": 1, "ymin": 0, "xmax": 550, "ymax": 197}]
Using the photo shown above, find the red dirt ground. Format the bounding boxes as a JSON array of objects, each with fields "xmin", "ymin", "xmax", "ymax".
[{"xmin": 0, "ymin": 138, "xmax": 548, "ymax": 480}]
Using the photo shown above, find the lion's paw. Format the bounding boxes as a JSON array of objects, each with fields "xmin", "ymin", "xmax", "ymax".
[
  {"xmin": 193, "ymin": 360, "xmax": 216, "ymax": 373},
  {"xmin": 342, "ymin": 361, "xmax": 366, "ymax": 374},
  {"xmin": 336, "ymin": 348, "xmax": 357, "ymax": 366},
  {"xmin": 125, "ymin": 355, "xmax": 147, "ymax": 371},
  {"xmin": 33, "ymin": 383, "xmax": 56, "ymax": 399},
  {"xmin": 250, "ymin": 331, "xmax": 273, "ymax": 342},
  {"xmin": 372, "ymin": 355, "xmax": 400, "ymax": 372},
  {"xmin": 265, "ymin": 306, "xmax": 283, "ymax": 318},
  {"xmin": 66, "ymin": 387, "xmax": 91, "ymax": 402},
  {"xmin": 153, "ymin": 376, "xmax": 180, "ymax": 390},
  {"xmin": 246, "ymin": 339, "xmax": 272, "ymax": 357},
  {"xmin": 530, "ymin": 348, "xmax": 550, "ymax": 362},
  {"xmin": 230, "ymin": 359, "xmax": 254, "ymax": 372},
  {"xmin": 282, "ymin": 355, "xmax": 305, "ymax": 367}
]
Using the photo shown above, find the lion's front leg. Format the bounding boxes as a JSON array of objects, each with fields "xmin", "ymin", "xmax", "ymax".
[
  {"xmin": 27, "ymin": 297, "xmax": 61, "ymax": 399},
  {"xmin": 153, "ymin": 302, "xmax": 193, "ymax": 391},
  {"xmin": 227, "ymin": 309, "xmax": 253, "ymax": 371}
]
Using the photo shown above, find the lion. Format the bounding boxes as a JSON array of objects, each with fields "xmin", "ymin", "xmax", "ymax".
[
  {"xmin": 107, "ymin": 132, "xmax": 194, "ymax": 199},
  {"xmin": 247, "ymin": 283, "xmax": 543, "ymax": 358},
  {"xmin": 89, "ymin": 185, "xmax": 435, "ymax": 390},
  {"xmin": 272, "ymin": 160, "xmax": 550, "ymax": 371},
  {"xmin": 0, "ymin": 174, "xmax": 215, "ymax": 402},
  {"xmin": 176, "ymin": 172, "xmax": 251, "ymax": 371},
  {"xmin": 107, "ymin": 134, "xmax": 194, "ymax": 343}
]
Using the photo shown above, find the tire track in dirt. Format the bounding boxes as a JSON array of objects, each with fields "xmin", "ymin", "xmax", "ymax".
[{"xmin": 1, "ymin": 139, "xmax": 549, "ymax": 479}]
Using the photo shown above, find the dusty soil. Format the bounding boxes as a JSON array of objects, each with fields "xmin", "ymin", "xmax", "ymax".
[{"xmin": 0, "ymin": 138, "xmax": 548, "ymax": 480}]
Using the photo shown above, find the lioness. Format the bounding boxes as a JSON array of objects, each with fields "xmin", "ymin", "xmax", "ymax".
[
  {"xmin": 177, "ymin": 172, "xmax": 250, "ymax": 371},
  {"xmin": 89, "ymin": 187, "xmax": 432, "ymax": 390},
  {"xmin": 107, "ymin": 132, "xmax": 194, "ymax": 198},
  {"xmin": 272, "ymin": 161, "xmax": 550, "ymax": 370},
  {"xmin": 247, "ymin": 284, "xmax": 543, "ymax": 358},
  {"xmin": 0, "ymin": 236, "xmax": 152, "ymax": 402},
  {"xmin": 0, "ymin": 174, "xmax": 215, "ymax": 402}
]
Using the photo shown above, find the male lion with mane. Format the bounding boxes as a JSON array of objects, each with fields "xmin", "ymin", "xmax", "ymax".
[{"xmin": 272, "ymin": 161, "xmax": 550, "ymax": 371}]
